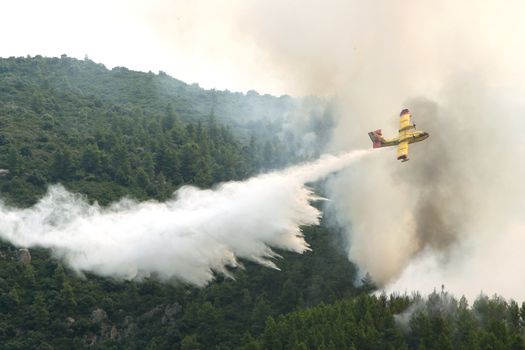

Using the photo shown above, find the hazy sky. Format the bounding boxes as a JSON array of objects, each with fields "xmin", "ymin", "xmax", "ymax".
[
  {"xmin": 0, "ymin": 0, "xmax": 289, "ymax": 94},
  {"xmin": 3, "ymin": 0, "xmax": 525, "ymax": 97}
]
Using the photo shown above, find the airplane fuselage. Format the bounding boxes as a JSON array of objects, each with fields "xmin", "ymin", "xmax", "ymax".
[{"xmin": 382, "ymin": 130, "xmax": 429, "ymax": 147}]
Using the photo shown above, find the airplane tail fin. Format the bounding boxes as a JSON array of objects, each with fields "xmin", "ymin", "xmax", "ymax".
[{"xmin": 368, "ymin": 129, "xmax": 384, "ymax": 148}]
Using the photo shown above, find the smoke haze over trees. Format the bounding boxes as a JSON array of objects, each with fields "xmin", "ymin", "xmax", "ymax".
[
  {"xmin": 216, "ymin": 0, "xmax": 525, "ymax": 300},
  {"xmin": 0, "ymin": 54, "xmax": 524, "ymax": 349}
]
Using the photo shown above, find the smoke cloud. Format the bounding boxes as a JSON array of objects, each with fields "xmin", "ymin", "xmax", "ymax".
[
  {"xmin": 0, "ymin": 150, "xmax": 369, "ymax": 286},
  {"xmin": 200, "ymin": 0, "xmax": 525, "ymax": 299}
]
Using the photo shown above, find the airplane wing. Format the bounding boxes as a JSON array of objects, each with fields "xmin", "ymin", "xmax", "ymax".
[
  {"xmin": 399, "ymin": 112, "xmax": 415, "ymax": 132},
  {"xmin": 397, "ymin": 140, "xmax": 409, "ymax": 161},
  {"xmin": 397, "ymin": 109, "xmax": 413, "ymax": 161}
]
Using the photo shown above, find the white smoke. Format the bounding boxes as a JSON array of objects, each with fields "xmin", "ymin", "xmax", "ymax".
[
  {"xmin": 187, "ymin": 0, "xmax": 525, "ymax": 301},
  {"xmin": 0, "ymin": 150, "xmax": 369, "ymax": 286}
]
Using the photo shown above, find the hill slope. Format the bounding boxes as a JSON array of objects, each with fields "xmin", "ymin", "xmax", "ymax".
[
  {"xmin": 0, "ymin": 56, "xmax": 355, "ymax": 349},
  {"xmin": 1, "ymin": 56, "xmax": 523, "ymax": 350}
]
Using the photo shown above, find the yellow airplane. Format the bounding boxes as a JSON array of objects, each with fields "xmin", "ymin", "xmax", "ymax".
[{"xmin": 368, "ymin": 109, "xmax": 429, "ymax": 162}]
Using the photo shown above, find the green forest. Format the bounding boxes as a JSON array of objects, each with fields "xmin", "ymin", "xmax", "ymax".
[{"xmin": 0, "ymin": 56, "xmax": 523, "ymax": 349}]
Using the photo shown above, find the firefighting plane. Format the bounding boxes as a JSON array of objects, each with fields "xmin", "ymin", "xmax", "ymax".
[{"xmin": 368, "ymin": 109, "xmax": 429, "ymax": 162}]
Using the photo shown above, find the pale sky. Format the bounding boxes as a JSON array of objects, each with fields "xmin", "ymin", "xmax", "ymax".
[
  {"xmin": 0, "ymin": 0, "xmax": 285, "ymax": 94},
  {"xmin": 3, "ymin": 0, "xmax": 525, "ymax": 98}
]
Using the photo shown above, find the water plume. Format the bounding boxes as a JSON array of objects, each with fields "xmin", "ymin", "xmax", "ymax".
[{"xmin": 0, "ymin": 150, "xmax": 369, "ymax": 286}]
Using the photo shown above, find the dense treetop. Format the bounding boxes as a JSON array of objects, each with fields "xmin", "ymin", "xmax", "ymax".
[{"xmin": 0, "ymin": 55, "xmax": 334, "ymax": 206}]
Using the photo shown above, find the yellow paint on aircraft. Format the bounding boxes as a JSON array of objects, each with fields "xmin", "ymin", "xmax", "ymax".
[{"xmin": 367, "ymin": 109, "xmax": 429, "ymax": 162}]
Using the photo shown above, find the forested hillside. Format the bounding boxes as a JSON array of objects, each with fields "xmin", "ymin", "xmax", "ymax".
[
  {"xmin": 254, "ymin": 291, "xmax": 525, "ymax": 350},
  {"xmin": 0, "ymin": 55, "xmax": 336, "ymax": 207},
  {"xmin": 0, "ymin": 56, "xmax": 523, "ymax": 349},
  {"xmin": 0, "ymin": 55, "xmax": 356, "ymax": 349}
]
